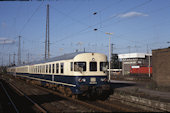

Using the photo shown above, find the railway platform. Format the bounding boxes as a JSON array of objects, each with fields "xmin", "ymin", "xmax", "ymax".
[
  {"xmin": 109, "ymin": 79, "xmax": 170, "ymax": 111},
  {"xmin": 110, "ymin": 80, "xmax": 170, "ymax": 102}
]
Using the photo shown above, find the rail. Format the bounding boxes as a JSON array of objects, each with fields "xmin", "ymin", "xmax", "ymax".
[
  {"xmin": 0, "ymin": 82, "xmax": 19, "ymax": 113},
  {"xmin": 8, "ymin": 82, "xmax": 47, "ymax": 113}
]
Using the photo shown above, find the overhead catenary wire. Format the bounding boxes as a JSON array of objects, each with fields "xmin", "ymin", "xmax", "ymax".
[
  {"xmin": 53, "ymin": 0, "xmax": 152, "ymax": 43},
  {"xmin": 48, "ymin": 0, "xmax": 125, "ymax": 38},
  {"xmin": 19, "ymin": 2, "xmax": 43, "ymax": 35}
]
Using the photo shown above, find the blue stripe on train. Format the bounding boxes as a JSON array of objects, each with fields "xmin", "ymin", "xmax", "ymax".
[{"xmin": 15, "ymin": 73, "xmax": 108, "ymax": 94}]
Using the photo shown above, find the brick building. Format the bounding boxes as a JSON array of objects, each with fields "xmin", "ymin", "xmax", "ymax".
[
  {"xmin": 152, "ymin": 47, "xmax": 170, "ymax": 87},
  {"xmin": 118, "ymin": 53, "xmax": 152, "ymax": 75}
]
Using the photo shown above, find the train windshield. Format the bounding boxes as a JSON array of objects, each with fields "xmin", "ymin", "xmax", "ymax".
[
  {"xmin": 100, "ymin": 62, "xmax": 107, "ymax": 71},
  {"xmin": 90, "ymin": 62, "xmax": 97, "ymax": 71},
  {"xmin": 74, "ymin": 62, "xmax": 86, "ymax": 72}
]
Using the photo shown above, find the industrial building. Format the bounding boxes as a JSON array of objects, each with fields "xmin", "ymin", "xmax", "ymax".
[
  {"xmin": 118, "ymin": 53, "xmax": 152, "ymax": 75},
  {"xmin": 152, "ymin": 47, "xmax": 170, "ymax": 87}
]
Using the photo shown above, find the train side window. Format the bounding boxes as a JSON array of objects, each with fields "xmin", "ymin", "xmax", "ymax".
[
  {"xmin": 52, "ymin": 64, "xmax": 55, "ymax": 73},
  {"xmin": 90, "ymin": 62, "xmax": 97, "ymax": 71},
  {"xmin": 38, "ymin": 66, "xmax": 40, "ymax": 73},
  {"xmin": 71, "ymin": 62, "xmax": 73, "ymax": 71},
  {"xmin": 40, "ymin": 66, "xmax": 43, "ymax": 73},
  {"xmin": 46, "ymin": 65, "xmax": 48, "ymax": 73},
  {"xmin": 39, "ymin": 66, "xmax": 41, "ymax": 73},
  {"xmin": 43, "ymin": 65, "xmax": 45, "ymax": 73},
  {"xmin": 35, "ymin": 66, "xmax": 37, "ymax": 73},
  {"xmin": 40, "ymin": 66, "xmax": 41, "ymax": 73},
  {"xmin": 49, "ymin": 64, "xmax": 51, "ymax": 73},
  {"xmin": 60, "ymin": 63, "xmax": 64, "ymax": 74},
  {"xmin": 56, "ymin": 63, "xmax": 59, "ymax": 73}
]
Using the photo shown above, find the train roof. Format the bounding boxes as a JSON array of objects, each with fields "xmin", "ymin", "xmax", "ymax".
[{"xmin": 14, "ymin": 52, "xmax": 85, "ymax": 67}]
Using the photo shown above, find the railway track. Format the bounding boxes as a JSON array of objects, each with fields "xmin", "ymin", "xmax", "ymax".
[
  {"xmin": 2, "ymin": 75, "xmax": 144, "ymax": 112},
  {"xmin": 8, "ymin": 82, "xmax": 47, "ymax": 113},
  {"xmin": 0, "ymin": 81, "xmax": 19, "ymax": 113},
  {"xmin": 35, "ymin": 85, "xmax": 142, "ymax": 112},
  {"xmin": 0, "ymin": 79, "xmax": 47, "ymax": 113}
]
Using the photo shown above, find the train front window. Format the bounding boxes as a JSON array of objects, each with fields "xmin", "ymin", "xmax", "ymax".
[
  {"xmin": 74, "ymin": 62, "xmax": 86, "ymax": 72},
  {"xmin": 100, "ymin": 62, "xmax": 107, "ymax": 71},
  {"xmin": 90, "ymin": 62, "xmax": 97, "ymax": 71}
]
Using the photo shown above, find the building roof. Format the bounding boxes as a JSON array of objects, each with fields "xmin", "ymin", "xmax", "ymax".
[{"xmin": 118, "ymin": 53, "xmax": 152, "ymax": 59}]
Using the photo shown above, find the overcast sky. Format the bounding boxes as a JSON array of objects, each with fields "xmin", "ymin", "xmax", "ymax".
[{"xmin": 0, "ymin": 0, "xmax": 170, "ymax": 65}]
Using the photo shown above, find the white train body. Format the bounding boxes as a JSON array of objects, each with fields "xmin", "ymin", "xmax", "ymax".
[{"xmin": 7, "ymin": 52, "xmax": 110, "ymax": 95}]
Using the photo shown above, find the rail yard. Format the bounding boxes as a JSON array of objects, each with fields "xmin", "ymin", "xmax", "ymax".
[
  {"xmin": 1, "ymin": 48, "xmax": 170, "ymax": 112},
  {"xmin": 1, "ymin": 72, "xmax": 170, "ymax": 112},
  {"xmin": 1, "ymin": 0, "xmax": 170, "ymax": 112},
  {"xmin": 0, "ymin": 74, "xmax": 146, "ymax": 113}
]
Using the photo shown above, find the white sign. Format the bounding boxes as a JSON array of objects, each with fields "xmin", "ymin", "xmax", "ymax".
[{"xmin": 131, "ymin": 66, "xmax": 140, "ymax": 68}]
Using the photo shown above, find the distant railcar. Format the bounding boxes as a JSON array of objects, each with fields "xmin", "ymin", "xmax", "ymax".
[
  {"xmin": 130, "ymin": 66, "xmax": 152, "ymax": 75},
  {"xmin": 7, "ymin": 52, "xmax": 110, "ymax": 97}
]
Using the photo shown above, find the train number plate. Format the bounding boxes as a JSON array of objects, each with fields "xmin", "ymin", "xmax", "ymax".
[{"xmin": 90, "ymin": 77, "xmax": 97, "ymax": 84}]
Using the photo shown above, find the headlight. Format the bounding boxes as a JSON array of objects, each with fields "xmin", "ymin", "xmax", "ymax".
[
  {"xmin": 101, "ymin": 78, "xmax": 107, "ymax": 82},
  {"xmin": 78, "ymin": 78, "xmax": 86, "ymax": 82}
]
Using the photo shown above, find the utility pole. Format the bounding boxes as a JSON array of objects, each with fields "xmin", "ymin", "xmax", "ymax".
[
  {"xmin": 47, "ymin": 4, "xmax": 50, "ymax": 59},
  {"xmin": 1, "ymin": 56, "xmax": 3, "ymax": 66},
  {"xmin": 149, "ymin": 54, "xmax": 151, "ymax": 77},
  {"xmin": 147, "ymin": 44, "xmax": 149, "ymax": 54},
  {"xmin": 13, "ymin": 53, "xmax": 16, "ymax": 65},
  {"xmin": 111, "ymin": 43, "xmax": 114, "ymax": 55},
  {"xmin": 106, "ymin": 32, "xmax": 113, "ymax": 81},
  {"xmin": 128, "ymin": 46, "xmax": 131, "ymax": 54},
  {"xmin": 45, "ymin": 4, "xmax": 50, "ymax": 60},
  {"xmin": 27, "ymin": 52, "xmax": 30, "ymax": 63},
  {"xmin": 9, "ymin": 53, "xmax": 11, "ymax": 66},
  {"xmin": 18, "ymin": 36, "xmax": 21, "ymax": 65}
]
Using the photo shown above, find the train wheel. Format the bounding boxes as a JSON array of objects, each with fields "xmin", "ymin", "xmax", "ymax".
[
  {"xmin": 65, "ymin": 87, "xmax": 72, "ymax": 97},
  {"xmin": 71, "ymin": 94, "xmax": 78, "ymax": 99}
]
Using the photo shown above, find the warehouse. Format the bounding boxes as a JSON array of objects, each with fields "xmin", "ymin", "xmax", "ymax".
[
  {"xmin": 152, "ymin": 47, "xmax": 170, "ymax": 87},
  {"xmin": 118, "ymin": 53, "xmax": 152, "ymax": 76}
]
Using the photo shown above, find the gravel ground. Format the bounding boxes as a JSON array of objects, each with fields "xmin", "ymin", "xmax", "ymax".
[{"xmin": 2, "ymin": 75, "xmax": 93, "ymax": 113}]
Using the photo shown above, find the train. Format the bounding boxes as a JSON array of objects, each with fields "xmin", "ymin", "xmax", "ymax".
[{"xmin": 7, "ymin": 52, "xmax": 110, "ymax": 98}]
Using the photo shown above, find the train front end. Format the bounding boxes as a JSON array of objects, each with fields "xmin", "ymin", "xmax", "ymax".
[{"xmin": 72, "ymin": 53, "xmax": 110, "ymax": 96}]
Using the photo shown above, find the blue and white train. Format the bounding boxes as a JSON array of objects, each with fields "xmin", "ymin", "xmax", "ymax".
[{"xmin": 7, "ymin": 52, "xmax": 110, "ymax": 97}]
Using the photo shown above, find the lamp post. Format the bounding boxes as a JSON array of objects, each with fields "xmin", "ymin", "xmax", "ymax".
[
  {"xmin": 106, "ymin": 32, "xmax": 113, "ymax": 81},
  {"xmin": 149, "ymin": 54, "xmax": 151, "ymax": 77}
]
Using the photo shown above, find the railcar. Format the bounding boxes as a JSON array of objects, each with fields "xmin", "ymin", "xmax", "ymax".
[
  {"xmin": 130, "ymin": 66, "xmax": 152, "ymax": 75},
  {"xmin": 7, "ymin": 52, "xmax": 110, "ymax": 97}
]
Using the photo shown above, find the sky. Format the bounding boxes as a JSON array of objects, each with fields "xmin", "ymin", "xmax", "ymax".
[{"xmin": 0, "ymin": 0, "xmax": 170, "ymax": 66}]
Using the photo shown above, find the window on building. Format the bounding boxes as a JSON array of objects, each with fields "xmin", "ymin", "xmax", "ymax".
[
  {"xmin": 90, "ymin": 62, "xmax": 97, "ymax": 71},
  {"xmin": 74, "ymin": 62, "xmax": 86, "ymax": 71},
  {"xmin": 60, "ymin": 63, "xmax": 64, "ymax": 73},
  {"xmin": 56, "ymin": 63, "xmax": 59, "ymax": 73}
]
